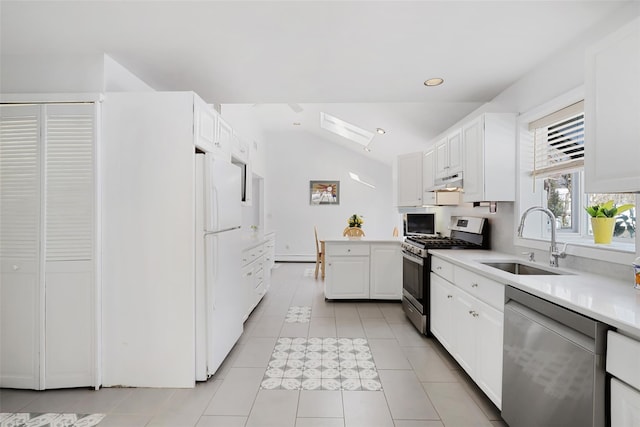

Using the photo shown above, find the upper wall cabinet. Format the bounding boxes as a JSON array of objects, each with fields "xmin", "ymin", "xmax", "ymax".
[
  {"xmin": 213, "ymin": 115, "xmax": 232, "ymax": 162},
  {"xmin": 231, "ymin": 131, "xmax": 250, "ymax": 164},
  {"xmin": 397, "ymin": 151, "xmax": 423, "ymax": 207},
  {"xmin": 585, "ymin": 17, "xmax": 640, "ymax": 193},
  {"xmin": 422, "ymin": 149, "xmax": 436, "ymax": 202},
  {"xmin": 193, "ymin": 95, "xmax": 216, "ymax": 153},
  {"xmin": 462, "ymin": 114, "xmax": 516, "ymax": 203},
  {"xmin": 435, "ymin": 129, "xmax": 463, "ymax": 179}
]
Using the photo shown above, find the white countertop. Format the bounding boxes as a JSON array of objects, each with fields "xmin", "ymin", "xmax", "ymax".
[
  {"xmin": 429, "ymin": 249, "xmax": 640, "ymax": 338},
  {"xmin": 323, "ymin": 237, "xmax": 403, "ymax": 243},
  {"xmin": 241, "ymin": 230, "xmax": 275, "ymax": 249}
]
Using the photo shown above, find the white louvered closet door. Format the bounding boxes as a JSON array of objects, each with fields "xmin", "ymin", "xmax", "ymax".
[
  {"xmin": 0, "ymin": 103, "xmax": 97, "ymax": 390},
  {"xmin": 0, "ymin": 105, "xmax": 42, "ymax": 389},
  {"xmin": 43, "ymin": 103, "xmax": 96, "ymax": 389}
]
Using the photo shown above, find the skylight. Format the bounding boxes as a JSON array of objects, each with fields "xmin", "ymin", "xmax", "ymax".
[{"xmin": 319, "ymin": 112, "xmax": 374, "ymax": 147}]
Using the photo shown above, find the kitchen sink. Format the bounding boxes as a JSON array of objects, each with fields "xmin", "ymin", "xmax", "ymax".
[{"xmin": 481, "ymin": 262, "xmax": 568, "ymax": 276}]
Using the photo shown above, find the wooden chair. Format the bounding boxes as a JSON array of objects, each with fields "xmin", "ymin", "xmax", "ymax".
[
  {"xmin": 314, "ymin": 226, "xmax": 325, "ymax": 279},
  {"xmin": 343, "ymin": 227, "xmax": 365, "ymax": 238}
]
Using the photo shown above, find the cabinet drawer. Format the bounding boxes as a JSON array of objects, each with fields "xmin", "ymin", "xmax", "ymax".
[
  {"xmin": 607, "ymin": 331, "xmax": 640, "ymax": 391},
  {"xmin": 242, "ymin": 245, "xmax": 263, "ymax": 265},
  {"xmin": 431, "ymin": 256, "xmax": 454, "ymax": 282},
  {"xmin": 454, "ymin": 266, "xmax": 504, "ymax": 311},
  {"xmin": 325, "ymin": 244, "xmax": 369, "ymax": 257}
]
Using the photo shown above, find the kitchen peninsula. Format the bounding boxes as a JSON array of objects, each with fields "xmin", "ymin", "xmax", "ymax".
[{"xmin": 323, "ymin": 238, "xmax": 403, "ymax": 300}]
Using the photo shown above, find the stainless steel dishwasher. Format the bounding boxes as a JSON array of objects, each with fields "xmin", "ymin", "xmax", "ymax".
[{"xmin": 502, "ymin": 286, "xmax": 608, "ymax": 427}]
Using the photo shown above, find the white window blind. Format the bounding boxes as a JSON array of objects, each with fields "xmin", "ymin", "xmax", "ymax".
[{"xmin": 529, "ymin": 100, "xmax": 584, "ymax": 178}]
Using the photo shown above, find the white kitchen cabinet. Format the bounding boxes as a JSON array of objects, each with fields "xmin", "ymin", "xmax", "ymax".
[
  {"xmin": 264, "ymin": 232, "xmax": 276, "ymax": 271},
  {"xmin": 611, "ymin": 378, "xmax": 640, "ymax": 427},
  {"xmin": 193, "ymin": 95, "xmax": 216, "ymax": 153},
  {"xmin": 213, "ymin": 115, "xmax": 232, "ymax": 162},
  {"xmin": 0, "ymin": 103, "xmax": 98, "ymax": 390},
  {"xmin": 430, "ymin": 273, "xmax": 456, "ymax": 352},
  {"xmin": 585, "ymin": 17, "xmax": 640, "ymax": 193},
  {"xmin": 325, "ymin": 254, "xmax": 370, "ymax": 299},
  {"xmin": 242, "ymin": 236, "xmax": 275, "ymax": 320},
  {"xmin": 240, "ymin": 262, "xmax": 254, "ymax": 322},
  {"xmin": 324, "ymin": 241, "xmax": 401, "ymax": 300},
  {"xmin": 430, "ymin": 255, "xmax": 504, "ymax": 409},
  {"xmin": 452, "ymin": 288, "xmax": 476, "ymax": 375},
  {"xmin": 435, "ymin": 129, "xmax": 463, "ymax": 179},
  {"xmin": 462, "ymin": 114, "xmax": 516, "ymax": 203},
  {"xmin": 369, "ymin": 243, "xmax": 402, "ymax": 300},
  {"xmin": 231, "ymin": 131, "xmax": 250, "ymax": 164},
  {"xmin": 397, "ymin": 151, "xmax": 423, "ymax": 207},
  {"xmin": 607, "ymin": 330, "xmax": 640, "ymax": 425},
  {"xmin": 422, "ymin": 149, "xmax": 435, "ymax": 195},
  {"xmin": 474, "ymin": 297, "xmax": 504, "ymax": 407}
]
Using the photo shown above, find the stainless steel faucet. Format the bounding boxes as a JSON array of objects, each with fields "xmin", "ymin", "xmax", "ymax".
[{"xmin": 517, "ymin": 206, "xmax": 567, "ymax": 267}]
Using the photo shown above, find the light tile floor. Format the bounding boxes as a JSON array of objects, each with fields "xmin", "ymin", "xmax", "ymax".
[{"xmin": 0, "ymin": 262, "xmax": 508, "ymax": 427}]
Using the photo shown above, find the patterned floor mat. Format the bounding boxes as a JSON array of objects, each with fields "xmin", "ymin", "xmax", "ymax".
[
  {"xmin": 285, "ymin": 306, "xmax": 311, "ymax": 323},
  {"xmin": 260, "ymin": 337, "xmax": 382, "ymax": 391},
  {"xmin": 0, "ymin": 412, "xmax": 105, "ymax": 427}
]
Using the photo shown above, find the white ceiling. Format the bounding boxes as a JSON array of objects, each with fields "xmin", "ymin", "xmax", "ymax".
[{"xmin": 0, "ymin": 0, "xmax": 630, "ymax": 164}]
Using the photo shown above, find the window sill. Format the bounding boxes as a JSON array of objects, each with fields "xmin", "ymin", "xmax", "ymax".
[{"xmin": 515, "ymin": 235, "xmax": 636, "ymax": 266}]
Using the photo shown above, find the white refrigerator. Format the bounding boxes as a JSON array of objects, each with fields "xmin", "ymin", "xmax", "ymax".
[{"xmin": 195, "ymin": 153, "xmax": 244, "ymax": 380}]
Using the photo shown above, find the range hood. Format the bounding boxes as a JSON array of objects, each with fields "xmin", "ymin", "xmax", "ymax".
[{"xmin": 432, "ymin": 171, "xmax": 463, "ymax": 191}]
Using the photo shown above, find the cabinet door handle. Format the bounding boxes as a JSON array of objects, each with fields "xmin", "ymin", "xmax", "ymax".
[
  {"xmin": 471, "ymin": 283, "xmax": 478, "ymax": 288},
  {"xmin": 472, "ymin": 312, "xmax": 479, "ymax": 318},
  {"xmin": 436, "ymin": 266, "xmax": 442, "ymax": 270},
  {"xmin": 447, "ymin": 295, "xmax": 453, "ymax": 299}
]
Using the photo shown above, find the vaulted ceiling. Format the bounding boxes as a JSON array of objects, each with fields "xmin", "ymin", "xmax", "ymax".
[{"xmin": 1, "ymin": 0, "xmax": 630, "ymax": 164}]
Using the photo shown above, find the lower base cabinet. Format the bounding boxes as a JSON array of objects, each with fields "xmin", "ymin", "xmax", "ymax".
[
  {"xmin": 607, "ymin": 330, "xmax": 640, "ymax": 426},
  {"xmin": 611, "ymin": 378, "xmax": 640, "ymax": 427},
  {"xmin": 324, "ymin": 241, "xmax": 401, "ymax": 300},
  {"xmin": 430, "ymin": 256, "xmax": 504, "ymax": 409},
  {"xmin": 242, "ymin": 236, "xmax": 274, "ymax": 320}
]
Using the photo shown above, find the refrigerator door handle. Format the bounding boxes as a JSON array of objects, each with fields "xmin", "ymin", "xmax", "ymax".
[
  {"xmin": 212, "ymin": 235, "xmax": 218, "ymax": 311},
  {"xmin": 204, "ymin": 226, "xmax": 241, "ymax": 235}
]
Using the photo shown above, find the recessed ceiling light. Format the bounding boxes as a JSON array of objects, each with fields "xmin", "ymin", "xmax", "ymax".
[
  {"xmin": 424, "ymin": 78, "xmax": 444, "ymax": 87},
  {"xmin": 376, "ymin": 128, "xmax": 386, "ymax": 135}
]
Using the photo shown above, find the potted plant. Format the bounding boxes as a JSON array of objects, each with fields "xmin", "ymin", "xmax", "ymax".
[
  {"xmin": 344, "ymin": 214, "xmax": 365, "ymax": 239},
  {"xmin": 585, "ymin": 200, "xmax": 634, "ymax": 244}
]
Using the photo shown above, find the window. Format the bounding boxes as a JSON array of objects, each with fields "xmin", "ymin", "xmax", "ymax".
[{"xmin": 525, "ymin": 99, "xmax": 635, "ymax": 249}]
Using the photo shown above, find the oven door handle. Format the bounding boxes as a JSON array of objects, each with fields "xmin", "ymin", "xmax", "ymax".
[{"xmin": 402, "ymin": 251, "xmax": 424, "ymax": 266}]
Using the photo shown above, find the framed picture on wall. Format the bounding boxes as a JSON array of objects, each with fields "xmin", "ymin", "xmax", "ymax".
[{"xmin": 310, "ymin": 180, "xmax": 340, "ymax": 205}]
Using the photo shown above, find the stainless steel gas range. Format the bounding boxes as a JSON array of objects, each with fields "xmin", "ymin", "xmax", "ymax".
[{"xmin": 401, "ymin": 216, "xmax": 489, "ymax": 335}]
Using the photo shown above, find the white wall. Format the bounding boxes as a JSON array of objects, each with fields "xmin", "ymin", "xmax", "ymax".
[
  {"xmin": 220, "ymin": 105, "xmax": 268, "ymax": 179},
  {"xmin": 1, "ymin": 54, "xmax": 105, "ymax": 93},
  {"xmin": 265, "ymin": 131, "xmax": 400, "ymax": 261},
  {"xmin": 0, "ymin": 54, "xmax": 156, "ymax": 94},
  {"xmin": 486, "ymin": 2, "xmax": 640, "ymax": 278},
  {"xmin": 103, "ymin": 55, "xmax": 154, "ymax": 92}
]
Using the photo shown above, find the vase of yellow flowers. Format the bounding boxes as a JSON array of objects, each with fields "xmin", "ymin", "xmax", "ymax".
[{"xmin": 344, "ymin": 214, "xmax": 365, "ymax": 240}]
